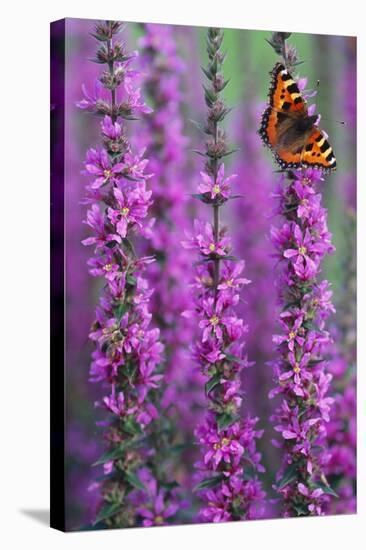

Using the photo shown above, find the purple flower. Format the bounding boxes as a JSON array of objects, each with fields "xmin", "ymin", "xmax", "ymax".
[
  {"xmin": 121, "ymin": 149, "xmax": 152, "ymax": 181},
  {"xmin": 198, "ymin": 164, "xmax": 236, "ymax": 200},
  {"xmin": 199, "ymin": 489, "xmax": 231, "ymax": 523},
  {"xmin": 183, "ymin": 220, "xmax": 231, "ymax": 257},
  {"xmin": 122, "ymin": 77, "xmax": 153, "ymax": 115},
  {"xmin": 279, "ymin": 351, "xmax": 312, "ymax": 396},
  {"xmin": 82, "ymin": 204, "xmax": 121, "ymax": 249},
  {"xmin": 76, "ymin": 80, "xmax": 110, "ymax": 111},
  {"xmin": 103, "ymin": 389, "xmax": 135, "ymax": 417},
  {"xmin": 136, "ymin": 363, "xmax": 163, "ymax": 403},
  {"xmin": 297, "ymin": 483, "xmax": 324, "ymax": 515},
  {"xmin": 107, "ymin": 186, "xmax": 151, "ymax": 238},
  {"xmin": 87, "ymin": 252, "xmax": 120, "ymax": 281},
  {"xmin": 199, "ymin": 297, "xmax": 244, "ymax": 343},
  {"xmin": 101, "ymin": 115, "xmax": 123, "ymax": 140},
  {"xmin": 217, "ymin": 261, "xmax": 250, "ymax": 291},
  {"xmin": 137, "ymin": 490, "xmax": 179, "ymax": 526},
  {"xmin": 272, "ymin": 311, "xmax": 305, "ymax": 352},
  {"xmin": 196, "ymin": 421, "xmax": 245, "ymax": 469},
  {"xmin": 85, "ymin": 148, "xmax": 124, "ymax": 189},
  {"xmin": 283, "ymin": 225, "xmax": 323, "ymax": 278}
]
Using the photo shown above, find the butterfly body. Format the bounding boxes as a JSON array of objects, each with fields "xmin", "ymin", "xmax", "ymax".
[{"xmin": 259, "ymin": 62, "xmax": 336, "ymax": 172}]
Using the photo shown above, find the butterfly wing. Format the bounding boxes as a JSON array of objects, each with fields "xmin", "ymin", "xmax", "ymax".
[
  {"xmin": 301, "ymin": 128, "xmax": 337, "ymax": 170},
  {"xmin": 259, "ymin": 62, "xmax": 336, "ymax": 172},
  {"xmin": 259, "ymin": 62, "xmax": 307, "ymax": 151},
  {"xmin": 268, "ymin": 62, "xmax": 307, "ymax": 114}
]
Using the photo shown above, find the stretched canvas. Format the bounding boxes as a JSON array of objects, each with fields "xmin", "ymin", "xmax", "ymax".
[{"xmin": 50, "ymin": 18, "xmax": 357, "ymax": 531}]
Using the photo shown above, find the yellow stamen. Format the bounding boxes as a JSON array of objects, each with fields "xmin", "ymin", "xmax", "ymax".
[
  {"xmin": 298, "ymin": 246, "xmax": 307, "ymax": 255},
  {"xmin": 209, "ymin": 243, "xmax": 216, "ymax": 252},
  {"xmin": 221, "ymin": 438, "xmax": 230, "ymax": 446},
  {"xmin": 288, "ymin": 331, "xmax": 296, "ymax": 340},
  {"xmin": 104, "ymin": 169, "xmax": 112, "ymax": 178},
  {"xmin": 104, "ymin": 263, "xmax": 113, "ymax": 272},
  {"xmin": 155, "ymin": 516, "xmax": 164, "ymax": 524},
  {"xmin": 213, "ymin": 184, "xmax": 221, "ymax": 195},
  {"xmin": 293, "ymin": 364, "xmax": 300, "ymax": 374},
  {"xmin": 226, "ymin": 278, "xmax": 233, "ymax": 287},
  {"xmin": 210, "ymin": 315, "xmax": 219, "ymax": 326},
  {"xmin": 121, "ymin": 207, "xmax": 130, "ymax": 217}
]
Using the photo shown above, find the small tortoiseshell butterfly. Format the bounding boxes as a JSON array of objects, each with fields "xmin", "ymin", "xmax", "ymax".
[{"xmin": 259, "ymin": 62, "xmax": 336, "ymax": 172}]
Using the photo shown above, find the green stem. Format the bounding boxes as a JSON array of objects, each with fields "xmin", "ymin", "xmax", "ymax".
[
  {"xmin": 107, "ymin": 37, "xmax": 116, "ymax": 123},
  {"xmin": 212, "ymin": 121, "xmax": 220, "ymax": 303}
]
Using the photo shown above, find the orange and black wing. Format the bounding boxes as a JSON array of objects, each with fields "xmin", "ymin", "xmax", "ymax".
[
  {"xmin": 259, "ymin": 62, "xmax": 307, "ymax": 151},
  {"xmin": 300, "ymin": 128, "xmax": 336, "ymax": 170},
  {"xmin": 259, "ymin": 63, "xmax": 336, "ymax": 172}
]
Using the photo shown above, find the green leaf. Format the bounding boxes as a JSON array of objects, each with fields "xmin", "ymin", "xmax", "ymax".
[
  {"xmin": 208, "ymin": 57, "xmax": 218, "ymax": 77},
  {"xmin": 124, "ymin": 471, "xmax": 146, "ymax": 492},
  {"xmin": 277, "ymin": 463, "xmax": 298, "ymax": 490},
  {"xmin": 194, "ymin": 475, "xmax": 224, "ymax": 491},
  {"xmin": 160, "ymin": 480, "xmax": 180, "ymax": 490},
  {"xmin": 303, "ymin": 320, "xmax": 321, "ymax": 331},
  {"xmin": 126, "ymin": 275, "xmax": 137, "ymax": 286},
  {"xmin": 224, "ymin": 352, "xmax": 242, "ymax": 363},
  {"xmin": 217, "ymin": 413, "xmax": 237, "ymax": 433},
  {"xmin": 193, "ymin": 149, "xmax": 208, "ymax": 157},
  {"xmin": 307, "ymin": 359, "xmax": 325, "ymax": 367},
  {"xmin": 203, "ymin": 85, "xmax": 218, "ymax": 106},
  {"xmin": 93, "ymin": 501, "xmax": 121, "ymax": 525},
  {"xmin": 228, "ymin": 194, "xmax": 244, "ymax": 201},
  {"xmin": 216, "ymin": 107, "xmax": 233, "ymax": 122},
  {"xmin": 105, "ymin": 240, "xmax": 118, "ymax": 249},
  {"xmin": 221, "ymin": 148, "xmax": 239, "ymax": 158},
  {"xmin": 205, "ymin": 373, "xmax": 222, "ymax": 395},
  {"xmin": 201, "ymin": 66, "xmax": 213, "ymax": 81},
  {"xmin": 123, "ymin": 416, "xmax": 143, "ymax": 436},
  {"xmin": 124, "ymin": 362, "xmax": 137, "ymax": 383},
  {"xmin": 93, "ymin": 444, "xmax": 128, "ymax": 466},
  {"xmin": 292, "ymin": 60, "xmax": 305, "ymax": 67},
  {"xmin": 293, "ymin": 503, "xmax": 309, "ymax": 516},
  {"xmin": 242, "ymin": 464, "xmax": 258, "ymax": 481},
  {"xmin": 191, "ymin": 192, "xmax": 211, "ymax": 203},
  {"xmin": 314, "ymin": 482, "xmax": 339, "ymax": 498},
  {"xmin": 114, "ymin": 302, "xmax": 128, "ymax": 321}
]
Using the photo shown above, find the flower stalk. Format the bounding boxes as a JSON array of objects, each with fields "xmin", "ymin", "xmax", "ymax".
[
  {"xmin": 78, "ymin": 20, "xmax": 181, "ymax": 528},
  {"xmin": 184, "ymin": 27, "xmax": 265, "ymax": 522},
  {"xmin": 265, "ymin": 33, "xmax": 337, "ymax": 516}
]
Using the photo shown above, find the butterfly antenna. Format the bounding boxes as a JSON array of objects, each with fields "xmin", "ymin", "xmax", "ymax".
[{"xmin": 321, "ymin": 116, "xmax": 346, "ymax": 126}]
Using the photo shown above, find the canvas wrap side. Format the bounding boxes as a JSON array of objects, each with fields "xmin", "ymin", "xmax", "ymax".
[{"xmin": 50, "ymin": 18, "xmax": 66, "ymax": 532}]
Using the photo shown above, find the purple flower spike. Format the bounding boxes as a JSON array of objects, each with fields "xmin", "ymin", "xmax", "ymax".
[
  {"xmin": 265, "ymin": 35, "xmax": 337, "ymax": 518},
  {"xmin": 78, "ymin": 20, "xmax": 183, "ymax": 529},
  {"xmin": 185, "ymin": 27, "xmax": 266, "ymax": 523}
]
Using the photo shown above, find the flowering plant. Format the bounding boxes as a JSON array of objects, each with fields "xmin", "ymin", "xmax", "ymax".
[
  {"xmin": 265, "ymin": 33, "xmax": 337, "ymax": 517},
  {"xmin": 78, "ymin": 20, "xmax": 181, "ymax": 528},
  {"xmin": 184, "ymin": 27, "xmax": 266, "ymax": 522}
]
